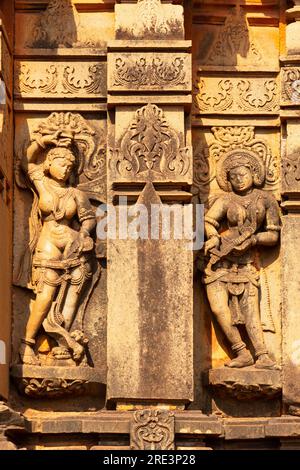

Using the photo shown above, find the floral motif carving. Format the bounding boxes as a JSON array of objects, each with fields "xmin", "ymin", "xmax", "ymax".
[
  {"xmin": 111, "ymin": 104, "xmax": 191, "ymax": 181},
  {"xmin": 205, "ymin": 7, "xmax": 261, "ymax": 66},
  {"xmin": 62, "ymin": 65, "xmax": 105, "ymax": 95},
  {"xmin": 116, "ymin": 0, "xmax": 184, "ymax": 40},
  {"xmin": 236, "ymin": 80, "xmax": 278, "ymax": 112},
  {"xmin": 194, "ymin": 78, "xmax": 278, "ymax": 114},
  {"xmin": 15, "ymin": 63, "xmax": 106, "ymax": 97},
  {"xmin": 27, "ymin": 0, "xmax": 100, "ymax": 49},
  {"xmin": 15, "ymin": 63, "xmax": 59, "ymax": 95},
  {"xmin": 113, "ymin": 56, "xmax": 187, "ymax": 88},
  {"xmin": 194, "ymin": 79, "xmax": 233, "ymax": 112},
  {"xmin": 28, "ymin": 0, "xmax": 78, "ymax": 48},
  {"xmin": 282, "ymin": 68, "xmax": 300, "ymax": 104},
  {"xmin": 130, "ymin": 410, "xmax": 175, "ymax": 450}
]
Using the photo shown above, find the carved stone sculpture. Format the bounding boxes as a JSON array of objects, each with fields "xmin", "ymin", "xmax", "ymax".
[
  {"xmin": 15, "ymin": 112, "xmax": 102, "ymax": 369},
  {"xmin": 202, "ymin": 149, "xmax": 280, "ymax": 369},
  {"xmin": 130, "ymin": 410, "xmax": 175, "ymax": 450}
]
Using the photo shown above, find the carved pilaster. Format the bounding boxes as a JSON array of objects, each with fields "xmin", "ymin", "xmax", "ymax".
[
  {"xmin": 0, "ymin": 1, "xmax": 13, "ymax": 400},
  {"xmin": 106, "ymin": 0, "xmax": 193, "ymax": 407},
  {"xmin": 281, "ymin": 1, "xmax": 300, "ymax": 415}
]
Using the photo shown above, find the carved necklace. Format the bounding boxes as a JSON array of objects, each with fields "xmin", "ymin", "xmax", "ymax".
[{"xmin": 44, "ymin": 177, "xmax": 74, "ymax": 221}]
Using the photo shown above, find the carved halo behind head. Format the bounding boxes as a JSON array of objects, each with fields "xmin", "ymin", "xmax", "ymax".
[{"xmin": 216, "ymin": 148, "xmax": 265, "ymax": 192}]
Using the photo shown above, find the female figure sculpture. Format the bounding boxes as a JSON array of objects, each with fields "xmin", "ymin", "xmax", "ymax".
[
  {"xmin": 203, "ymin": 149, "xmax": 280, "ymax": 369},
  {"xmin": 18, "ymin": 127, "xmax": 96, "ymax": 366}
]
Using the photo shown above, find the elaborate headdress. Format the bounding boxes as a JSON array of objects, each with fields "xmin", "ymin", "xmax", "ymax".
[{"xmin": 216, "ymin": 148, "xmax": 265, "ymax": 192}]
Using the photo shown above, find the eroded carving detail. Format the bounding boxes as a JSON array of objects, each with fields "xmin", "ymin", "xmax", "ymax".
[
  {"xmin": 111, "ymin": 103, "xmax": 190, "ymax": 180},
  {"xmin": 206, "ymin": 7, "xmax": 262, "ymax": 66},
  {"xmin": 19, "ymin": 378, "xmax": 87, "ymax": 398},
  {"xmin": 116, "ymin": 0, "xmax": 184, "ymax": 40},
  {"xmin": 282, "ymin": 67, "xmax": 300, "ymax": 103},
  {"xmin": 27, "ymin": 0, "xmax": 100, "ymax": 49},
  {"xmin": 113, "ymin": 56, "xmax": 187, "ymax": 88},
  {"xmin": 14, "ymin": 112, "xmax": 106, "ymax": 372},
  {"xmin": 201, "ymin": 148, "xmax": 281, "ymax": 369},
  {"xmin": 208, "ymin": 368, "xmax": 282, "ymax": 400},
  {"xmin": 131, "ymin": 410, "xmax": 175, "ymax": 450}
]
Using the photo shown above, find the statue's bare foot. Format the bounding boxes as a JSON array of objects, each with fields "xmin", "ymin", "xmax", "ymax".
[
  {"xmin": 72, "ymin": 343, "xmax": 84, "ymax": 361},
  {"xmin": 52, "ymin": 346, "xmax": 72, "ymax": 360},
  {"xmin": 225, "ymin": 349, "xmax": 254, "ymax": 368},
  {"xmin": 19, "ymin": 343, "xmax": 40, "ymax": 366},
  {"xmin": 255, "ymin": 354, "xmax": 279, "ymax": 370}
]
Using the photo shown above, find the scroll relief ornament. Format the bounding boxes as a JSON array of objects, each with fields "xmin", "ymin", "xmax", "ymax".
[
  {"xmin": 194, "ymin": 78, "xmax": 279, "ymax": 113},
  {"xmin": 110, "ymin": 103, "xmax": 191, "ymax": 182},
  {"xmin": 199, "ymin": 129, "xmax": 281, "ymax": 370},
  {"xmin": 130, "ymin": 410, "xmax": 175, "ymax": 451},
  {"xmin": 14, "ymin": 112, "xmax": 106, "ymax": 372},
  {"xmin": 15, "ymin": 63, "xmax": 106, "ymax": 97},
  {"xmin": 113, "ymin": 56, "xmax": 187, "ymax": 88},
  {"xmin": 193, "ymin": 126, "xmax": 279, "ymax": 198}
]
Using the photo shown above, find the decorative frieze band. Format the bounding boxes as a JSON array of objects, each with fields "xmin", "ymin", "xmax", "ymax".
[
  {"xmin": 194, "ymin": 76, "xmax": 279, "ymax": 114},
  {"xmin": 108, "ymin": 53, "xmax": 191, "ymax": 92},
  {"xmin": 14, "ymin": 61, "xmax": 107, "ymax": 98}
]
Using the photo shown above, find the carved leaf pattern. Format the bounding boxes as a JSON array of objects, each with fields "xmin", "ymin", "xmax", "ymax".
[
  {"xmin": 113, "ymin": 56, "xmax": 186, "ymax": 87},
  {"xmin": 206, "ymin": 7, "xmax": 262, "ymax": 66},
  {"xmin": 130, "ymin": 410, "xmax": 175, "ymax": 450},
  {"xmin": 15, "ymin": 63, "xmax": 106, "ymax": 97},
  {"xmin": 194, "ymin": 78, "xmax": 278, "ymax": 113},
  {"xmin": 62, "ymin": 65, "xmax": 105, "ymax": 94},
  {"xmin": 15, "ymin": 64, "xmax": 58, "ymax": 94},
  {"xmin": 113, "ymin": 104, "xmax": 190, "ymax": 179}
]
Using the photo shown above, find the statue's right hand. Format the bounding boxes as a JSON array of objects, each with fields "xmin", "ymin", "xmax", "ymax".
[
  {"xmin": 39, "ymin": 130, "xmax": 62, "ymax": 148},
  {"xmin": 204, "ymin": 236, "xmax": 220, "ymax": 255}
]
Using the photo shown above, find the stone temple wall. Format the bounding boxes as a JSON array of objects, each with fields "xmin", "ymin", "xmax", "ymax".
[{"xmin": 1, "ymin": 0, "xmax": 300, "ymax": 450}]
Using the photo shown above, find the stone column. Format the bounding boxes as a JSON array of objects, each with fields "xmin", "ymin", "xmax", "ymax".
[
  {"xmin": 0, "ymin": 1, "xmax": 13, "ymax": 399},
  {"xmin": 281, "ymin": 1, "xmax": 300, "ymax": 414},
  {"xmin": 106, "ymin": 0, "xmax": 193, "ymax": 408}
]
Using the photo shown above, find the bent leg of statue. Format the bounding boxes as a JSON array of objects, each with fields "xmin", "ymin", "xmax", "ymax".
[
  {"xmin": 206, "ymin": 281, "xmax": 254, "ymax": 368},
  {"xmin": 19, "ymin": 275, "xmax": 58, "ymax": 365},
  {"xmin": 242, "ymin": 287, "xmax": 277, "ymax": 370}
]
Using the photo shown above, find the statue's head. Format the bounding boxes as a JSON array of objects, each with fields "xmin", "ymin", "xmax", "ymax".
[
  {"xmin": 43, "ymin": 147, "xmax": 76, "ymax": 183},
  {"xmin": 217, "ymin": 149, "xmax": 265, "ymax": 193}
]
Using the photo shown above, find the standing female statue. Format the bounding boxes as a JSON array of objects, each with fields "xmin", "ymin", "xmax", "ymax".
[
  {"xmin": 203, "ymin": 149, "xmax": 280, "ymax": 369},
  {"xmin": 18, "ymin": 123, "xmax": 97, "ymax": 366}
]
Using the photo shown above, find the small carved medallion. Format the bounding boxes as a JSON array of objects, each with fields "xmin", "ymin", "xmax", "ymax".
[{"xmin": 130, "ymin": 410, "xmax": 175, "ymax": 450}]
